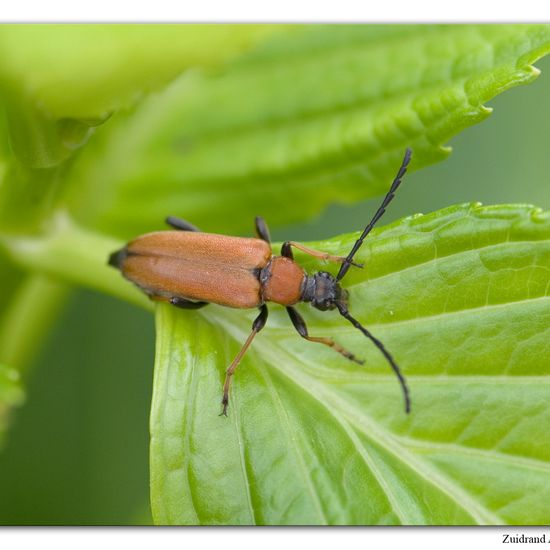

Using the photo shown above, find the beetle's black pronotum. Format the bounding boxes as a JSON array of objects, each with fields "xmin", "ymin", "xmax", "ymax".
[{"xmin": 109, "ymin": 149, "xmax": 413, "ymax": 415}]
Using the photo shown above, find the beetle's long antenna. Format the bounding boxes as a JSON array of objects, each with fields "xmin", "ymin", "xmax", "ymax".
[
  {"xmin": 336, "ymin": 303, "xmax": 410, "ymax": 413},
  {"xmin": 336, "ymin": 148, "xmax": 412, "ymax": 282}
]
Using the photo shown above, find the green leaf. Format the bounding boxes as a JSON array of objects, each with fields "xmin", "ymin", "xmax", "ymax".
[
  {"xmin": 0, "ymin": 25, "xmax": 287, "ymax": 224},
  {"xmin": 64, "ymin": 24, "xmax": 550, "ymax": 238},
  {"xmin": 150, "ymin": 203, "xmax": 550, "ymax": 525},
  {"xmin": 0, "ymin": 25, "xmax": 287, "ymax": 120},
  {"xmin": 0, "ymin": 363, "xmax": 24, "ymax": 447}
]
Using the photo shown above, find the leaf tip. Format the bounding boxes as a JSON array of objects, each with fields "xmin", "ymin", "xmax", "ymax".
[{"xmin": 480, "ymin": 105, "xmax": 493, "ymax": 115}]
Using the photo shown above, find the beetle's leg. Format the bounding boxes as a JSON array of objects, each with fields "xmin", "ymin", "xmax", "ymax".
[
  {"xmin": 286, "ymin": 306, "xmax": 364, "ymax": 365},
  {"xmin": 281, "ymin": 241, "xmax": 293, "ymax": 259},
  {"xmin": 255, "ymin": 216, "xmax": 271, "ymax": 243},
  {"xmin": 150, "ymin": 295, "xmax": 209, "ymax": 309},
  {"xmin": 165, "ymin": 216, "xmax": 201, "ymax": 232},
  {"xmin": 170, "ymin": 297, "xmax": 209, "ymax": 309},
  {"xmin": 282, "ymin": 241, "xmax": 363, "ymax": 268},
  {"xmin": 221, "ymin": 304, "xmax": 268, "ymax": 416}
]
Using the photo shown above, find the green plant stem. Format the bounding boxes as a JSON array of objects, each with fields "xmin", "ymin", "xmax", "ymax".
[
  {"xmin": 0, "ymin": 212, "xmax": 151, "ymax": 311},
  {"xmin": 0, "ymin": 275, "xmax": 69, "ymax": 372}
]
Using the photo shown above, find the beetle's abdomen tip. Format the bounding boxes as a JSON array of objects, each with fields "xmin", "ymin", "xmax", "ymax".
[{"xmin": 108, "ymin": 247, "xmax": 128, "ymax": 269}]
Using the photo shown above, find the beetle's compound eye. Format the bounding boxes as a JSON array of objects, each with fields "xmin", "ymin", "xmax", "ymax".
[{"xmin": 335, "ymin": 286, "xmax": 349, "ymax": 307}]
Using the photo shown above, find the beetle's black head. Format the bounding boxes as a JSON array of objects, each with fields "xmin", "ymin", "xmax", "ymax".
[{"xmin": 302, "ymin": 271, "xmax": 349, "ymax": 311}]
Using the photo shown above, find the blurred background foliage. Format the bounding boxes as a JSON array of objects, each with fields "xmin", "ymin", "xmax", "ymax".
[{"xmin": 0, "ymin": 25, "xmax": 549, "ymax": 524}]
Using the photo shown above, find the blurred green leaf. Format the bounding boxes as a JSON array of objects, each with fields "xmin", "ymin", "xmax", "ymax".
[
  {"xmin": 150, "ymin": 203, "xmax": 550, "ymax": 525},
  {"xmin": 0, "ymin": 363, "xmax": 24, "ymax": 447},
  {"xmin": 0, "ymin": 25, "xmax": 288, "ymax": 228},
  {"xmin": 0, "ymin": 25, "xmax": 287, "ymax": 120},
  {"xmin": 64, "ymin": 25, "xmax": 550, "ymax": 238}
]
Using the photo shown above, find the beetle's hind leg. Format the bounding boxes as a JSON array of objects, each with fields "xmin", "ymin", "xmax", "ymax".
[
  {"xmin": 221, "ymin": 304, "xmax": 268, "ymax": 416},
  {"xmin": 170, "ymin": 297, "xmax": 209, "ymax": 309},
  {"xmin": 150, "ymin": 295, "xmax": 209, "ymax": 309},
  {"xmin": 286, "ymin": 306, "xmax": 364, "ymax": 365},
  {"xmin": 165, "ymin": 216, "xmax": 201, "ymax": 232}
]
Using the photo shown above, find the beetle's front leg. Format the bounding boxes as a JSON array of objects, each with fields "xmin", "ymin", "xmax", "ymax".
[
  {"xmin": 281, "ymin": 241, "xmax": 363, "ymax": 268},
  {"xmin": 221, "ymin": 304, "xmax": 268, "ymax": 416}
]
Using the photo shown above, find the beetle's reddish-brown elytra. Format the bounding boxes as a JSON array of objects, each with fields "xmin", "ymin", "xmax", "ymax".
[{"xmin": 109, "ymin": 149, "xmax": 412, "ymax": 415}]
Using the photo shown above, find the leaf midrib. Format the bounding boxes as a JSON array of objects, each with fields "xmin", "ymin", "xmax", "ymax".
[
  {"xmin": 395, "ymin": 436, "xmax": 550, "ymax": 474},
  {"xmin": 254, "ymin": 362, "xmax": 329, "ymax": 523}
]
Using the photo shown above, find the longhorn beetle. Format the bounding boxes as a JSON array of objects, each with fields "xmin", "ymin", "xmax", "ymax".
[{"xmin": 109, "ymin": 149, "xmax": 412, "ymax": 415}]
